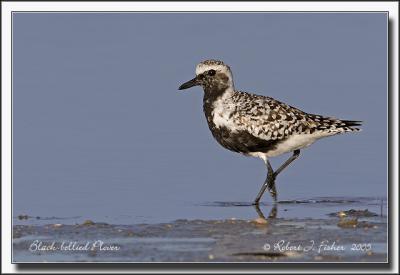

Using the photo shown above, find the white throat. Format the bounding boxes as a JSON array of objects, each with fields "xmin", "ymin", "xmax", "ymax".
[{"xmin": 211, "ymin": 89, "xmax": 237, "ymax": 130}]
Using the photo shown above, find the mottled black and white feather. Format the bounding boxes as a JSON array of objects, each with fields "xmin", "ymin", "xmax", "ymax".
[{"xmin": 184, "ymin": 59, "xmax": 362, "ymax": 161}]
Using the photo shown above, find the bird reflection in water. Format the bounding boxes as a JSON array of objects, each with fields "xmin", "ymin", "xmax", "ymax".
[{"xmin": 253, "ymin": 203, "xmax": 277, "ymax": 220}]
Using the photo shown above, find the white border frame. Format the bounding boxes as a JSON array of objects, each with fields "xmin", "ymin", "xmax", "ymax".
[{"xmin": 2, "ymin": 1, "xmax": 398, "ymax": 273}]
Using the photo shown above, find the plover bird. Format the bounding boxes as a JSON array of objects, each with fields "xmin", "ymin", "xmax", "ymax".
[{"xmin": 179, "ymin": 59, "xmax": 361, "ymax": 205}]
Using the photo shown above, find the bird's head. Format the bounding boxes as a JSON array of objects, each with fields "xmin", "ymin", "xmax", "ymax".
[{"xmin": 179, "ymin": 59, "xmax": 234, "ymax": 92}]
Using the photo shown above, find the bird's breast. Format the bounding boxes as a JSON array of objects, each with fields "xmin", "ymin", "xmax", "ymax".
[
  {"xmin": 203, "ymin": 97, "xmax": 237, "ymax": 132},
  {"xmin": 202, "ymin": 98, "xmax": 238, "ymax": 151},
  {"xmin": 202, "ymin": 98, "xmax": 280, "ymax": 155}
]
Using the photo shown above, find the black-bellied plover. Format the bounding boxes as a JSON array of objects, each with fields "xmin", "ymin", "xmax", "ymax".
[{"xmin": 179, "ymin": 59, "xmax": 362, "ymax": 205}]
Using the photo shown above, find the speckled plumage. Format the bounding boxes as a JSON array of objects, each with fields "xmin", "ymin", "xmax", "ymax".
[
  {"xmin": 188, "ymin": 59, "xmax": 361, "ymax": 159},
  {"xmin": 179, "ymin": 59, "xmax": 362, "ymax": 203},
  {"xmin": 206, "ymin": 90, "xmax": 361, "ymax": 156}
]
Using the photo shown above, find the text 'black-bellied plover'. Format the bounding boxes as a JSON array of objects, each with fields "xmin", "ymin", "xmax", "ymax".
[{"xmin": 179, "ymin": 59, "xmax": 362, "ymax": 205}]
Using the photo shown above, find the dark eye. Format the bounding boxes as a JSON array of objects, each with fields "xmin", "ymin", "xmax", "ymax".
[{"xmin": 208, "ymin": 69, "xmax": 216, "ymax": 76}]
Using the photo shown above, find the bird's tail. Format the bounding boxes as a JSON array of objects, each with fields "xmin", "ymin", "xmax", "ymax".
[
  {"xmin": 339, "ymin": 120, "xmax": 363, "ymax": 132},
  {"xmin": 312, "ymin": 115, "xmax": 363, "ymax": 133}
]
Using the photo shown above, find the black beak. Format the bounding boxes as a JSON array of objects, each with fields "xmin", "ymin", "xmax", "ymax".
[{"xmin": 178, "ymin": 77, "xmax": 199, "ymax": 90}]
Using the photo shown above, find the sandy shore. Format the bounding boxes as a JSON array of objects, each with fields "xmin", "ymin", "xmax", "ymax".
[{"xmin": 13, "ymin": 199, "xmax": 387, "ymax": 262}]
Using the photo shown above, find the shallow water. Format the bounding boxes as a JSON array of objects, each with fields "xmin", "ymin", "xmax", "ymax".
[
  {"xmin": 13, "ymin": 196, "xmax": 388, "ymax": 262},
  {"xmin": 14, "ymin": 196, "xmax": 387, "ymax": 227},
  {"xmin": 13, "ymin": 197, "xmax": 387, "ymax": 262}
]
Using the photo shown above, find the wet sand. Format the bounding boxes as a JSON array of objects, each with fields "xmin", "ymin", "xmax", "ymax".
[{"xmin": 13, "ymin": 198, "xmax": 387, "ymax": 262}]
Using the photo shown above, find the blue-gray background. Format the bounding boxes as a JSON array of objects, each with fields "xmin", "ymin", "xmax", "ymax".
[{"xmin": 13, "ymin": 13, "xmax": 387, "ymax": 224}]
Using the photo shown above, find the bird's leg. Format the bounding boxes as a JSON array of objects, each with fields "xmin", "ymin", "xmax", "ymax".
[
  {"xmin": 266, "ymin": 160, "xmax": 277, "ymax": 201},
  {"xmin": 253, "ymin": 150, "xmax": 301, "ymax": 205},
  {"xmin": 253, "ymin": 160, "xmax": 276, "ymax": 205},
  {"xmin": 273, "ymin": 149, "xmax": 301, "ymax": 178}
]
